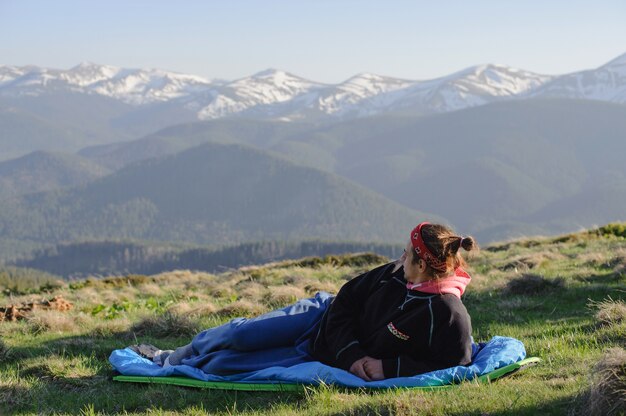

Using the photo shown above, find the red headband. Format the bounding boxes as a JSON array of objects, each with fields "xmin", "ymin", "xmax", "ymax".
[{"xmin": 410, "ymin": 222, "xmax": 448, "ymax": 272}]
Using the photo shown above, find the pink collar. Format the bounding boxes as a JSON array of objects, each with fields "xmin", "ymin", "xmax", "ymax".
[{"xmin": 405, "ymin": 267, "xmax": 471, "ymax": 298}]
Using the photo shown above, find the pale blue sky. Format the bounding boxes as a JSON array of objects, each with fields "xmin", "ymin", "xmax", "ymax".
[{"xmin": 1, "ymin": 0, "xmax": 625, "ymax": 83}]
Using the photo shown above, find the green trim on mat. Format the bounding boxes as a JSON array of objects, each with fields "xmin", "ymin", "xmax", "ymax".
[
  {"xmin": 113, "ymin": 357, "xmax": 541, "ymax": 392},
  {"xmin": 113, "ymin": 375, "xmax": 305, "ymax": 392},
  {"xmin": 475, "ymin": 357, "xmax": 541, "ymax": 384}
]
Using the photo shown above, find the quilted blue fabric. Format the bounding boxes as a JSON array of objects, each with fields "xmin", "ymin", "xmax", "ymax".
[{"xmin": 109, "ymin": 336, "xmax": 525, "ymax": 388}]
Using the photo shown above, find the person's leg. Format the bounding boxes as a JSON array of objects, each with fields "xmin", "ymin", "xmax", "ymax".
[
  {"xmin": 182, "ymin": 343, "xmax": 312, "ymax": 375},
  {"xmin": 191, "ymin": 291, "xmax": 333, "ymax": 356}
]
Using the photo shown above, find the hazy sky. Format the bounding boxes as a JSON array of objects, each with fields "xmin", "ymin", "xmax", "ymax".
[{"xmin": 2, "ymin": 0, "xmax": 625, "ymax": 83}]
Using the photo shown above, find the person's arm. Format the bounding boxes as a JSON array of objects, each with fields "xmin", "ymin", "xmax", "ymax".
[
  {"xmin": 381, "ymin": 302, "xmax": 473, "ymax": 378},
  {"xmin": 320, "ymin": 263, "xmax": 394, "ymax": 371}
]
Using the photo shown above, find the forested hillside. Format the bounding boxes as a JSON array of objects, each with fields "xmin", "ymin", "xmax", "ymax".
[{"xmin": 0, "ymin": 142, "xmax": 437, "ymax": 252}]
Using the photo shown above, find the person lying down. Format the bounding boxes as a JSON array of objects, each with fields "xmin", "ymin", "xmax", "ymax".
[{"xmin": 131, "ymin": 222, "xmax": 477, "ymax": 381}]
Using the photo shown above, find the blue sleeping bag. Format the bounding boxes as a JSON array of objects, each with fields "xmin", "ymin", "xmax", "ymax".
[{"xmin": 109, "ymin": 335, "xmax": 525, "ymax": 388}]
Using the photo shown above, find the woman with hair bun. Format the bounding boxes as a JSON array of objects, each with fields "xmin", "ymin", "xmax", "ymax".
[
  {"xmin": 132, "ymin": 222, "xmax": 478, "ymax": 381},
  {"xmin": 312, "ymin": 222, "xmax": 477, "ymax": 380}
]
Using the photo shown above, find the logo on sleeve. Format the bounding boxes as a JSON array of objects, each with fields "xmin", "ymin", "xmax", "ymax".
[{"xmin": 387, "ymin": 322, "xmax": 410, "ymax": 341}]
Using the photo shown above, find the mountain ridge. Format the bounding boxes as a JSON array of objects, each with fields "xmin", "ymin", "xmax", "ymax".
[
  {"xmin": 69, "ymin": 98, "xmax": 626, "ymax": 242},
  {"xmin": 2, "ymin": 51, "xmax": 624, "ymax": 123}
]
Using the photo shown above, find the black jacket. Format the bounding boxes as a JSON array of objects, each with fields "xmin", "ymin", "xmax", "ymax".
[{"xmin": 310, "ymin": 262, "xmax": 473, "ymax": 378}]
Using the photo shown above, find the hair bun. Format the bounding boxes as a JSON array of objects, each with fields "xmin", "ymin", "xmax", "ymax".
[{"xmin": 460, "ymin": 236, "xmax": 476, "ymax": 251}]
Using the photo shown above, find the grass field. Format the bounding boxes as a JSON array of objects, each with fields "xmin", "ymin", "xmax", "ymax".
[{"xmin": 0, "ymin": 226, "xmax": 625, "ymax": 415}]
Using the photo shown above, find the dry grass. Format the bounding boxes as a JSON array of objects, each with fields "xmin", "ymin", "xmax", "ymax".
[
  {"xmin": 209, "ymin": 285, "xmax": 236, "ymax": 300},
  {"xmin": 216, "ymin": 300, "xmax": 267, "ymax": 317},
  {"xmin": 94, "ymin": 287, "xmax": 138, "ymax": 304},
  {"xmin": 136, "ymin": 282, "xmax": 165, "ymax": 297},
  {"xmin": 167, "ymin": 301, "xmax": 217, "ymax": 317},
  {"xmin": 303, "ymin": 280, "xmax": 340, "ymax": 295},
  {"xmin": 504, "ymin": 273, "xmax": 565, "ymax": 295},
  {"xmin": 0, "ymin": 293, "xmax": 43, "ymax": 308},
  {"xmin": 265, "ymin": 285, "xmax": 307, "ymax": 306},
  {"xmin": 91, "ymin": 317, "xmax": 132, "ymax": 338},
  {"xmin": 75, "ymin": 287, "xmax": 104, "ymax": 304},
  {"xmin": 26, "ymin": 310, "xmax": 82, "ymax": 334},
  {"xmin": 130, "ymin": 311, "xmax": 201, "ymax": 338},
  {"xmin": 280, "ymin": 274, "xmax": 310, "ymax": 287},
  {"xmin": 579, "ymin": 250, "xmax": 626, "ymax": 271},
  {"xmin": 611, "ymin": 251, "xmax": 626, "ymax": 273},
  {"xmin": 589, "ymin": 347, "xmax": 626, "ymax": 416},
  {"xmin": 499, "ymin": 252, "xmax": 562, "ymax": 272},
  {"xmin": 591, "ymin": 297, "xmax": 626, "ymax": 326},
  {"xmin": 236, "ymin": 281, "xmax": 267, "ymax": 301}
]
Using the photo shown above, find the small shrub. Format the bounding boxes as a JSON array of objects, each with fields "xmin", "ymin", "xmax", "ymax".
[
  {"xmin": 504, "ymin": 274, "xmax": 565, "ymax": 295},
  {"xmin": 589, "ymin": 347, "xmax": 626, "ymax": 416},
  {"xmin": 595, "ymin": 223, "xmax": 626, "ymax": 239},
  {"xmin": 590, "ymin": 297, "xmax": 626, "ymax": 326},
  {"xmin": 130, "ymin": 311, "xmax": 200, "ymax": 338}
]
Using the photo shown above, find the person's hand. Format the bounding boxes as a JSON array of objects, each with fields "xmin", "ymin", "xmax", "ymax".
[
  {"xmin": 349, "ymin": 356, "xmax": 373, "ymax": 381},
  {"xmin": 363, "ymin": 358, "xmax": 384, "ymax": 381}
]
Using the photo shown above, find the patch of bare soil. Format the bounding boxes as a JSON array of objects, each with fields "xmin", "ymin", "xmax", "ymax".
[{"xmin": 0, "ymin": 296, "xmax": 73, "ymax": 321}]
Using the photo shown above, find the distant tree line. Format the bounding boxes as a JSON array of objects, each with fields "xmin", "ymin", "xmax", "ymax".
[{"xmin": 13, "ymin": 240, "xmax": 404, "ymax": 278}]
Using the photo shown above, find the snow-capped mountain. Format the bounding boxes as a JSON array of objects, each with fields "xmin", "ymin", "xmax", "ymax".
[
  {"xmin": 187, "ymin": 69, "xmax": 326, "ymax": 120},
  {"xmin": 392, "ymin": 64, "xmax": 553, "ymax": 113},
  {"xmin": 1, "ymin": 51, "xmax": 625, "ymax": 122},
  {"xmin": 272, "ymin": 73, "xmax": 417, "ymax": 120},
  {"xmin": 206, "ymin": 71, "xmax": 418, "ymax": 121},
  {"xmin": 529, "ymin": 52, "xmax": 626, "ymax": 102},
  {"xmin": 0, "ymin": 62, "xmax": 213, "ymax": 105}
]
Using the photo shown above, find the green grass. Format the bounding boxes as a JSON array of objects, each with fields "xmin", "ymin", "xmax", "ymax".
[{"xmin": 0, "ymin": 233, "xmax": 625, "ymax": 415}]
